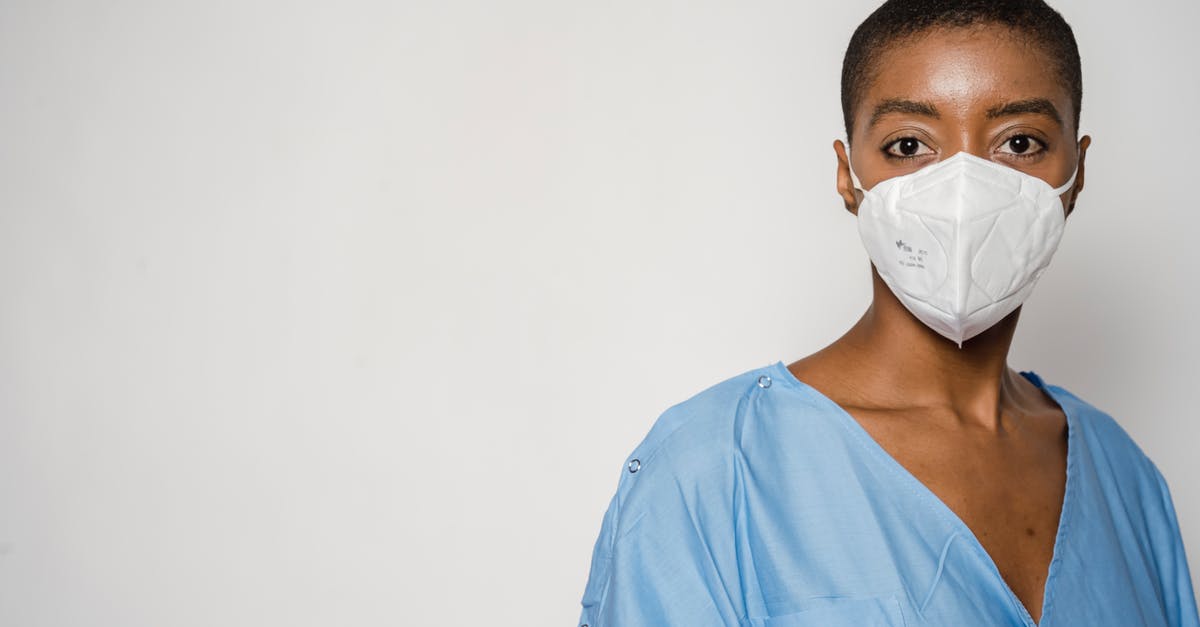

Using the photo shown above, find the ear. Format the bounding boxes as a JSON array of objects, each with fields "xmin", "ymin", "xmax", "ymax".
[
  {"xmin": 1065, "ymin": 135, "xmax": 1091, "ymax": 218},
  {"xmin": 834, "ymin": 139, "xmax": 862, "ymax": 215}
]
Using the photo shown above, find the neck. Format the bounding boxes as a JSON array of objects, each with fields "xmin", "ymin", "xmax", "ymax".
[{"xmin": 817, "ymin": 266, "xmax": 1025, "ymax": 426}]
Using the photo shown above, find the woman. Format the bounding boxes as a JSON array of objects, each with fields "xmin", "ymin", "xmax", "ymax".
[{"xmin": 576, "ymin": 1, "xmax": 1200, "ymax": 625}]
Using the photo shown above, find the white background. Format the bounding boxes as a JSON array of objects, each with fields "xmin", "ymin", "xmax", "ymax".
[{"xmin": 1, "ymin": 1, "xmax": 1197, "ymax": 625}]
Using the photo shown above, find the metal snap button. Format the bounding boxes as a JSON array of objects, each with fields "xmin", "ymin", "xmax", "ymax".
[
  {"xmin": 757, "ymin": 375, "xmax": 772, "ymax": 389},
  {"xmin": 627, "ymin": 459, "xmax": 641, "ymax": 473}
]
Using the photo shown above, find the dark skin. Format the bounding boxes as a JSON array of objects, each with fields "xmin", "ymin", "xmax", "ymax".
[{"xmin": 789, "ymin": 24, "xmax": 1092, "ymax": 624}]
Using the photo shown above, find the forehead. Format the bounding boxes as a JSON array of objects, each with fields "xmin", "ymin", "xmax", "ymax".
[{"xmin": 855, "ymin": 25, "xmax": 1072, "ymax": 132}]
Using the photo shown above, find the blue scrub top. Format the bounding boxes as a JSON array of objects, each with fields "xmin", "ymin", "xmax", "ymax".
[{"xmin": 578, "ymin": 361, "xmax": 1200, "ymax": 626}]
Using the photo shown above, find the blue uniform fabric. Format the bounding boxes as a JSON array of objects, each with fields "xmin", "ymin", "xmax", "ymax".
[{"xmin": 577, "ymin": 361, "xmax": 1200, "ymax": 626}]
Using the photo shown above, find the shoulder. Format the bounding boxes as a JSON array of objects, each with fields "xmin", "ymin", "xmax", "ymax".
[
  {"xmin": 1036, "ymin": 377, "xmax": 1176, "ymax": 512},
  {"xmin": 1040, "ymin": 379, "xmax": 1156, "ymax": 471},
  {"xmin": 580, "ymin": 365, "xmax": 786, "ymax": 623},
  {"xmin": 601, "ymin": 364, "xmax": 774, "ymax": 531},
  {"xmin": 627, "ymin": 365, "xmax": 769, "ymax": 469}
]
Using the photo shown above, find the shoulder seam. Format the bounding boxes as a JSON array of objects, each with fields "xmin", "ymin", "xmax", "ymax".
[{"xmin": 625, "ymin": 369, "xmax": 764, "ymax": 468}]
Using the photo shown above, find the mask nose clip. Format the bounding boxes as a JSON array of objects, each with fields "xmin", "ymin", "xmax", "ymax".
[{"xmin": 849, "ymin": 149, "xmax": 1078, "ymax": 189}]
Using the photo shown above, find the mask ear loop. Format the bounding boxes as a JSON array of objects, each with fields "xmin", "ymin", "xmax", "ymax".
[
  {"xmin": 846, "ymin": 147, "xmax": 866, "ymax": 193},
  {"xmin": 1051, "ymin": 165, "xmax": 1078, "ymax": 197},
  {"xmin": 1052, "ymin": 132, "xmax": 1086, "ymax": 196}
]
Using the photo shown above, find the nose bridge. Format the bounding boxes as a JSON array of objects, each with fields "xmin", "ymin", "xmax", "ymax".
[{"xmin": 942, "ymin": 126, "xmax": 990, "ymax": 160}]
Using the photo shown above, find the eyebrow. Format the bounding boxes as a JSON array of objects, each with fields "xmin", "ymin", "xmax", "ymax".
[
  {"xmin": 867, "ymin": 97, "xmax": 1064, "ymax": 129},
  {"xmin": 985, "ymin": 98, "xmax": 1062, "ymax": 124},
  {"xmin": 869, "ymin": 98, "xmax": 940, "ymax": 128}
]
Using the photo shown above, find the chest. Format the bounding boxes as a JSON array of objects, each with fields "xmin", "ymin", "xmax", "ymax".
[
  {"xmin": 730, "ymin": 376, "xmax": 1180, "ymax": 626},
  {"xmin": 849, "ymin": 410, "xmax": 1069, "ymax": 622}
]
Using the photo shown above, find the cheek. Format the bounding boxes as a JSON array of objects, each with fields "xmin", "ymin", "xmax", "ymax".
[{"xmin": 1059, "ymin": 189, "xmax": 1075, "ymax": 217}]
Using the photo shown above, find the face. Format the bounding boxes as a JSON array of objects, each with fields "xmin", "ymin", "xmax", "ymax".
[{"xmin": 835, "ymin": 25, "xmax": 1090, "ymax": 216}]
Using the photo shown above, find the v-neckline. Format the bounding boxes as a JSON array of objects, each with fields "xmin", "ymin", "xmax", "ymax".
[{"xmin": 770, "ymin": 361, "xmax": 1078, "ymax": 627}]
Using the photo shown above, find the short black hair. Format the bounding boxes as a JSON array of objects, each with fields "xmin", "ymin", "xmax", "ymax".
[{"xmin": 840, "ymin": 0, "xmax": 1082, "ymax": 143}]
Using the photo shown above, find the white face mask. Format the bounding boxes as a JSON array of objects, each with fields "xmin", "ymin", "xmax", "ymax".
[{"xmin": 849, "ymin": 151, "xmax": 1078, "ymax": 346}]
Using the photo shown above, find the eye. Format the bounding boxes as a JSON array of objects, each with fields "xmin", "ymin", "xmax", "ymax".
[
  {"xmin": 996, "ymin": 134, "xmax": 1045, "ymax": 157},
  {"xmin": 883, "ymin": 137, "xmax": 935, "ymax": 159}
]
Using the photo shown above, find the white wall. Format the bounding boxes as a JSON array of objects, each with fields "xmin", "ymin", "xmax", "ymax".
[{"xmin": 0, "ymin": 1, "xmax": 1196, "ymax": 625}]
